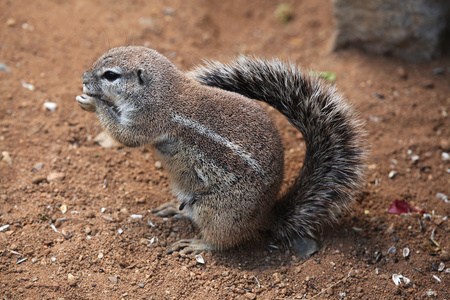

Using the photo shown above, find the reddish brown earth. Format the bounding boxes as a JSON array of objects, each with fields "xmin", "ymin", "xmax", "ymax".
[{"xmin": 1, "ymin": 0, "xmax": 449, "ymax": 299}]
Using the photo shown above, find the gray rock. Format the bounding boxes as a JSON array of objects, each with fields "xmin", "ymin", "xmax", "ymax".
[{"xmin": 331, "ymin": 0, "xmax": 450, "ymax": 61}]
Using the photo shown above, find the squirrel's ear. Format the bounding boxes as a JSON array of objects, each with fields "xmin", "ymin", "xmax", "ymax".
[{"xmin": 137, "ymin": 69, "xmax": 148, "ymax": 85}]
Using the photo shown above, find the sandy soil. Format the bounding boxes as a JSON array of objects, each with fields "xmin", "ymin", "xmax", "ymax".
[{"xmin": 1, "ymin": 0, "xmax": 449, "ymax": 299}]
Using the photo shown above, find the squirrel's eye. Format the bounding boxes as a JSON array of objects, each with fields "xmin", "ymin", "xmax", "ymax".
[{"xmin": 102, "ymin": 71, "xmax": 121, "ymax": 82}]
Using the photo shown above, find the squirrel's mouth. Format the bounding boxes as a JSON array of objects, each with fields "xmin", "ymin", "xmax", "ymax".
[{"xmin": 82, "ymin": 85, "xmax": 120, "ymax": 115}]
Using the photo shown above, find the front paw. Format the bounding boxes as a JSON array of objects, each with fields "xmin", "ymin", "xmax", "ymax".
[{"xmin": 76, "ymin": 94, "xmax": 96, "ymax": 112}]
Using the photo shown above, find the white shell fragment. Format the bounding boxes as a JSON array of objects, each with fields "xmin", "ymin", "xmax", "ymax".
[
  {"xmin": 50, "ymin": 224, "xmax": 60, "ymax": 233},
  {"xmin": 118, "ymin": 228, "xmax": 123, "ymax": 234},
  {"xmin": 433, "ymin": 275, "xmax": 441, "ymax": 283},
  {"xmin": 436, "ymin": 193, "xmax": 449, "ymax": 203},
  {"xmin": 0, "ymin": 224, "xmax": 10, "ymax": 232},
  {"xmin": 43, "ymin": 102, "xmax": 57, "ymax": 111},
  {"xmin": 195, "ymin": 254, "xmax": 205, "ymax": 264},
  {"xmin": 442, "ymin": 152, "xmax": 449, "ymax": 161},
  {"xmin": 403, "ymin": 248, "xmax": 410, "ymax": 258},
  {"xmin": 388, "ymin": 170, "xmax": 397, "ymax": 179},
  {"xmin": 21, "ymin": 81, "xmax": 35, "ymax": 91},
  {"xmin": 387, "ymin": 246, "xmax": 396, "ymax": 254},
  {"xmin": 130, "ymin": 214, "xmax": 143, "ymax": 219},
  {"xmin": 392, "ymin": 273, "xmax": 410, "ymax": 286},
  {"xmin": 59, "ymin": 204, "xmax": 67, "ymax": 214},
  {"xmin": 438, "ymin": 262, "xmax": 445, "ymax": 272}
]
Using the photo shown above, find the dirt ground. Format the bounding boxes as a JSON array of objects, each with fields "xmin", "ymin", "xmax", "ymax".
[{"xmin": 1, "ymin": 0, "xmax": 449, "ymax": 299}]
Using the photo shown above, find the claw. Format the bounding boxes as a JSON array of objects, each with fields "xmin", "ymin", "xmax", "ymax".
[
  {"xmin": 152, "ymin": 201, "xmax": 186, "ymax": 218},
  {"xmin": 167, "ymin": 239, "xmax": 213, "ymax": 255}
]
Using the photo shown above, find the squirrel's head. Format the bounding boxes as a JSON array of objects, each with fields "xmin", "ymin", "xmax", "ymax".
[{"xmin": 81, "ymin": 46, "xmax": 181, "ymax": 113}]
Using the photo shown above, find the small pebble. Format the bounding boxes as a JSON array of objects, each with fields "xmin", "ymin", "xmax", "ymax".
[
  {"xmin": 130, "ymin": 214, "xmax": 143, "ymax": 219},
  {"xmin": 155, "ymin": 161, "xmax": 162, "ymax": 169},
  {"xmin": 0, "ymin": 63, "xmax": 12, "ymax": 73},
  {"xmin": 43, "ymin": 102, "xmax": 57, "ymax": 111},
  {"xmin": 67, "ymin": 273, "xmax": 77, "ymax": 286},
  {"xmin": 442, "ymin": 152, "xmax": 449, "ymax": 161},
  {"xmin": 397, "ymin": 67, "xmax": 407, "ymax": 79},
  {"xmin": 388, "ymin": 170, "xmax": 396, "ymax": 179},
  {"xmin": 59, "ymin": 204, "xmax": 67, "ymax": 214},
  {"xmin": 32, "ymin": 162, "xmax": 44, "ymax": 172},
  {"xmin": 432, "ymin": 67, "xmax": 445, "ymax": 75},
  {"xmin": 6, "ymin": 18, "xmax": 16, "ymax": 27},
  {"xmin": 138, "ymin": 283, "xmax": 144, "ymax": 288},
  {"xmin": 46, "ymin": 171, "xmax": 65, "ymax": 182},
  {"xmin": 440, "ymin": 251, "xmax": 450, "ymax": 262},
  {"xmin": 2, "ymin": 151, "xmax": 12, "ymax": 165},
  {"xmin": 118, "ymin": 228, "xmax": 123, "ymax": 234},
  {"xmin": 84, "ymin": 227, "xmax": 91, "ymax": 234},
  {"xmin": 98, "ymin": 252, "xmax": 104, "ymax": 259},
  {"xmin": 373, "ymin": 93, "xmax": 384, "ymax": 99},
  {"xmin": 108, "ymin": 276, "xmax": 118, "ymax": 284},
  {"xmin": 273, "ymin": 272, "xmax": 283, "ymax": 283}
]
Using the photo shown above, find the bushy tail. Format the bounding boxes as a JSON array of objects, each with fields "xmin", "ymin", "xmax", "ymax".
[{"xmin": 190, "ymin": 57, "xmax": 367, "ymax": 245}]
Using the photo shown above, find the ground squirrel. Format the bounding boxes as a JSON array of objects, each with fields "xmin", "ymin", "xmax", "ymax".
[{"xmin": 76, "ymin": 46, "xmax": 366, "ymax": 256}]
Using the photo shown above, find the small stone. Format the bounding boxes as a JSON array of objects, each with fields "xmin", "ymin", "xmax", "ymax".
[
  {"xmin": 94, "ymin": 131, "xmax": 122, "ymax": 148},
  {"xmin": 421, "ymin": 80, "xmax": 434, "ymax": 89},
  {"xmin": 59, "ymin": 204, "xmax": 67, "ymax": 214},
  {"xmin": 139, "ymin": 238, "xmax": 149, "ymax": 245},
  {"xmin": 32, "ymin": 162, "xmax": 44, "ymax": 172},
  {"xmin": 439, "ymin": 140, "xmax": 450, "ymax": 151},
  {"xmin": 47, "ymin": 172, "xmax": 65, "ymax": 182},
  {"xmin": 2, "ymin": 151, "xmax": 12, "ymax": 166},
  {"xmin": 31, "ymin": 176, "xmax": 47, "ymax": 184},
  {"xmin": 273, "ymin": 272, "xmax": 282, "ymax": 283},
  {"xmin": 245, "ymin": 292, "xmax": 256, "ymax": 300},
  {"xmin": 432, "ymin": 67, "xmax": 445, "ymax": 75},
  {"xmin": 84, "ymin": 227, "xmax": 91, "ymax": 234},
  {"xmin": 43, "ymin": 102, "xmax": 57, "ymax": 111},
  {"xmin": 397, "ymin": 67, "xmax": 407, "ymax": 79},
  {"xmin": 222, "ymin": 271, "xmax": 229, "ymax": 277},
  {"xmin": 442, "ymin": 152, "xmax": 449, "ymax": 161},
  {"xmin": 155, "ymin": 161, "xmax": 162, "ymax": 169},
  {"xmin": 440, "ymin": 251, "xmax": 450, "ymax": 262},
  {"xmin": 348, "ymin": 269, "xmax": 357, "ymax": 277},
  {"xmin": 108, "ymin": 276, "xmax": 118, "ymax": 284},
  {"xmin": 10, "ymin": 243, "xmax": 18, "ymax": 251},
  {"xmin": 138, "ymin": 283, "xmax": 144, "ymax": 288},
  {"xmin": 67, "ymin": 273, "xmax": 77, "ymax": 287},
  {"xmin": 6, "ymin": 18, "xmax": 16, "ymax": 27},
  {"xmin": 388, "ymin": 170, "xmax": 396, "ymax": 179},
  {"xmin": 98, "ymin": 252, "xmax": 104, "ymax": 259}
]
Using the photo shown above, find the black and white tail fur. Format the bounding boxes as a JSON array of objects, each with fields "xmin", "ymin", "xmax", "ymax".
[{"xmin": 190, "ymin": 57, "xmax": 367, "ymax": 246}]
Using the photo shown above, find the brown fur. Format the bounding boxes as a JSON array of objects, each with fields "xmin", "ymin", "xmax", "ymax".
[{"xmin": 76, "ymin": 46, "xmax": 367, "ymax": 252}]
